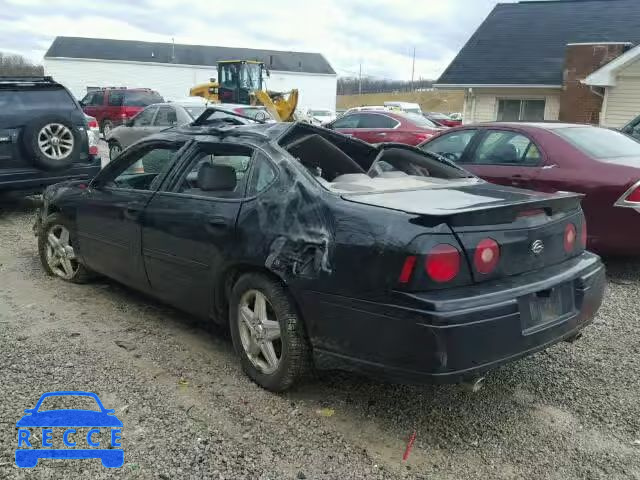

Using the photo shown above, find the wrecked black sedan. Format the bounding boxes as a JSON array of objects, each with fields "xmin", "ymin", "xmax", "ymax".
[{"xmin": 35, "ymin": 109, "xmax": 605, "ymax": 391}]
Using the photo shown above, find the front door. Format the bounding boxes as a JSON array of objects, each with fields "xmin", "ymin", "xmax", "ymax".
[
  {"xmin": 76, "ymin": 141, "xmax": 183, "ymax": 289},
  {"xmin": 141, "ymin": 142, "xmax": 254, "ymax": 316},
  {"xmin": 117, "ymin": 106, "xmax": 159, "ymax": 149},
  {"xmin": 460, "ymin": 129, "xmax": 545, "ymax": 190},
  {"xmin": 329, "ymin": 114, "xmax": 360, "ymax": 138},
  {"xmin": 350, "ymin": 112, "xmax": 400, "ymax": 144}
]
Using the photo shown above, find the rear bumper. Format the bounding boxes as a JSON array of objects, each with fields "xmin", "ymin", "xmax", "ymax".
[
  {"xmin": 0, "ymin": 162, "xmax": 100, "ymax": 193},
  {"xmin": 303, "ymin": 252, "xmax": 605, "ymax": 384}
]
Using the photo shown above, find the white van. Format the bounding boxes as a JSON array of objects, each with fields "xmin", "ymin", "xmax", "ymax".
[{"xmin": 383, "ymin": 101, "xmax": 422, "ymax": 115}]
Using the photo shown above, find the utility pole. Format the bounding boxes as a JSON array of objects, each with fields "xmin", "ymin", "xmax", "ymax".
[
  {"xmin": 410, "ymin": 47, "xmax": 416, "ymax": 92},
  {"xmin": 358, "ymin": 60, "xmax": 362, "ymax": 96},
  {"xmin": 171, "ymin": 37, "xmax": 175, "ymax": 62}
]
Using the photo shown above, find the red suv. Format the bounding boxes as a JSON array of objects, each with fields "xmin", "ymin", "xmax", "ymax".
[{"xmin": 80, "ymin": 88, "xmax": 164, "ymax": 138}]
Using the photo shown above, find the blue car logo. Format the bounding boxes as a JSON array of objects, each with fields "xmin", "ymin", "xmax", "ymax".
[{"xmin": 15, "ymin": 391, "xmax": 123, "ymax": 468}]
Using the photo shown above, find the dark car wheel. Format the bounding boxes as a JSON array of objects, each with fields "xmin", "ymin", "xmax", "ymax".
[
  {"xmin": 22, "ymin": 115, "xmax": 81, "ymax": 171},
  {"xmin": 38, "ymin": 213, "xmax": 93, "ymax": 283},
  {"xmin": 229, "ymin": 273, "xmax": 311, "ymax": 391},
  {"xmin": 109, "ymin": 141, "xmax": 122, "ymax": 162},
  {"xmin": 102, "ymin": 120, "xmax": 114, "ymax": 139}
]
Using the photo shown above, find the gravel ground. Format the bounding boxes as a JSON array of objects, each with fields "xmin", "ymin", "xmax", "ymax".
[{"xmin": 0, "ymin": 195, "xmax": 639, "ymax": 479}]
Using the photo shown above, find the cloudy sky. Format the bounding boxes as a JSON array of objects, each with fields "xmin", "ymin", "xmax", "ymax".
[{"xmin": 0, "ymin": 0, "xmax": 515, "ymax": 80}]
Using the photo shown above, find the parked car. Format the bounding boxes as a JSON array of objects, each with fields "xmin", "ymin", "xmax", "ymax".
[
  {"xmin": 449, "ymin": 112, "xmax": 463, "ymax": 121},
  {"xmin": 0, "ymin": 76, "xmax": 100, "ymax": 195},
  {"xmin": 420, "ymin": 122, "xmax": 640, "ymax": 254},
  {"xmin": 79, "ymin": 88, "xmax": 164, "ymax": 138},
  {"xmin": 326, "ymin": 109, "xmax": 444, "ymax": 145},
  {"xmin": 620, "ymin": 114, "xmax": 640, "ymax": 140},
  {"xmin": 35, "ymin": 113, "xmax": 604, "ymax": 391},
  {"xmin": 425, "ymin": 112, "xmax": 462, "ymax": 127},
  {"xmin": 343, "ymin": 105, "xmax": 394, "ymax": 115},
  {"xmin": 384, "ymin": 101, "xmax": 422, "ymax": 115},
  {"xmin": 107, "ymin": 102, "xmax": 274, "ymax": 162},
  {"xmin": 306, "ymin": 109, "xmax": 335, "ymax": 125}
]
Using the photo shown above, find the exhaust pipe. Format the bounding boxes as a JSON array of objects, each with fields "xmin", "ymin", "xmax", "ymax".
[{"xmin": 462, "ymin": 377, "xmax": 485, "ymax": 393}]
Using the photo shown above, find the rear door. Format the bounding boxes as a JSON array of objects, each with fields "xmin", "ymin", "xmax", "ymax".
[
  {"xmin": 352, "ymin": 113, "xmax": 400, "ymax": 144},
  {"xmin": 141, "ymin": 142, "xmax": 255, "ymax": 316},
  {"xmin": 328, "ymin": 114, "xmax": 360, "ymax": 138},
  {"xmin": 459, "ymin": 129, "xmax": 546, "ymax": 190}
]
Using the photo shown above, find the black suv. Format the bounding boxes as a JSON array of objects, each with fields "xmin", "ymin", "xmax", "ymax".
[{"xmin": 0, "ymin": 76, "xmax": 100, "ymax": 195}]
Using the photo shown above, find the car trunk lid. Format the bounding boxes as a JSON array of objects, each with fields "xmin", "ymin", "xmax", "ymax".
[{"xmin": 343, "ymin": 182, "xmax": 585, "ymax": 282}]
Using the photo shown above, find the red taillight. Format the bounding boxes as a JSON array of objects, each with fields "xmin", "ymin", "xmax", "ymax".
[
  {"xmin": 87, "ymin": 119, "xmax": 98, "ymax": 129},
  {"xmin": 625, "ymin": 185, "xmax": 640, "ymax": 203},
  {"xmin": 581, "ymin": 220, "xmax": 587, "ymax": 248},
  {"xmin": 564, "ymin": 223, "xmax": 577, "ymax": 253},
  {"xmin": 425, "ymin": 244, "xmax": 460, "ymax": 283},
  {"xmin": 474, "ymin": 238, "xmax": 500, "ymax": 274},
  {"xmin": 89, "ymin": 146, "xmax": 98, "ymax": 155},
  {"xmin": 398, "ymin": 255, "xmax": 417, "ymax": 284}
]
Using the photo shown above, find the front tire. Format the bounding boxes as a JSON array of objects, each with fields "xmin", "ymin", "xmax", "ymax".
[
  {"xmin": 229, "ymin": 273, "xmax": 311, "ymax": 392},
  {"xmin": 38, "ymin": 213, "xmax": 93, "ymax": 283}
]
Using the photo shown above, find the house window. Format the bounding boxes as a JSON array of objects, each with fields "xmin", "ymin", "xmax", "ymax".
[{"xmin": 497, "ymin": 99, "xmax": 545, "ymax": 121}]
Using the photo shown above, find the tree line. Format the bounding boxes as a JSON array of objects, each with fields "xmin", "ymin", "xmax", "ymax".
[
  {"xmin": 0, "ymin": 52, "xmax": 44, "ymax": 76},
  {"xmin": 337, "ymin": 77, "xmax": 435, "ymax": 95}
]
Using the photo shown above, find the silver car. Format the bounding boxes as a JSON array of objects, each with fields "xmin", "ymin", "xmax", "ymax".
[
  {"xmin": 107, "ymin": 101, "xmax": 208, "ymax": 161},
  {"xmin": 107, "ymin": 101, "xmax": 274, "ymax": 162}
]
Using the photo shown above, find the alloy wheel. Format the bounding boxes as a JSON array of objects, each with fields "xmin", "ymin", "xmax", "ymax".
[
  {"xmin": 44, "ymin": 225, "xmax": 79, "ymax": 280},
  {"xmin": 237, "ymin": 290, "xmax": 283, "ymax": 374},
  {"xmin": 37, "ymin": 123, "xmax": 74, "ymax": 160}
]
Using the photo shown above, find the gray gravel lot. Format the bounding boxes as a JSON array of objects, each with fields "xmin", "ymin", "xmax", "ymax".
[{"xmin": 0, "ymin": 195, "xmax": 639, "ymax": 479}]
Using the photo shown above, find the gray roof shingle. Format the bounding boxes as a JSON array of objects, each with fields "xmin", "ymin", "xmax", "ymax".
[
  {"xmin": 437, "ymin": 0, "xmax": 640, "ymax": 86},
  {"xmin": 45, "ymin": 36, "xmax": 335, "ymax": 75}
]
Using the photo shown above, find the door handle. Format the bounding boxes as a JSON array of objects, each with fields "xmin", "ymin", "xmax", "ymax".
[
  {"xmin": 377, "ymin": 132, "xmax": 387, "ymax": 136},
  {"xmin": 124, "ymin": 206, "xmax": 142, "ymax": 220},
  {"xmin": 206, "ymin": 216, "xmax": 228, "ymax": 229}
]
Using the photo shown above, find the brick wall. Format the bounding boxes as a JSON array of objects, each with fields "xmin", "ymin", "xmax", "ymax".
[{"xmin": 559, "ymin": 43, "xmax": 629, "ymax": 123}]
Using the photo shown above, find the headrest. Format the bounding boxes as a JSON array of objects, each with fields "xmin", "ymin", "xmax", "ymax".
[{"xmin": 197, "ymin": 163, "xmax": 237, "ymax": 191}]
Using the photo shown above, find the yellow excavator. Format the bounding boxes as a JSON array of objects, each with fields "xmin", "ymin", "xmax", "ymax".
[{"xmin": 189, "ymin": 60, "xmax": 299, "ymax": 122}]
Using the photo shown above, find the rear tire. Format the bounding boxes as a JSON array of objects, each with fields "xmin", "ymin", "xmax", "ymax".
[
  {"xmin": 229, "ymin": 273, "xmax": 311, "ymax": 391},
  {"xmin": 38, "ymin": 213, "xmax": 93, "ymax": 283}
]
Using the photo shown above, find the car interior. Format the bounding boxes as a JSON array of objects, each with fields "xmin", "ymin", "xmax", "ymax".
[
  {"xmin": 177, "ymin": 145, "xmax": 252, "ymax": 198},
  {"xmin": 279, "ymin": 123, "xmax": 471, "ymax": 192}
]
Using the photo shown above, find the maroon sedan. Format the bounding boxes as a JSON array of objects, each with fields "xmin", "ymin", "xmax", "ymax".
[
  {"xmin": 327, "ymin": 110, "xmax": 444, "ymax": 146},
  {"xmin": 419, "ymin": 122, "xmax": 640, "ymax": 255},
  {"xmin": 425, "ymin": 112, "xmax": 462, "ymax": 128}
]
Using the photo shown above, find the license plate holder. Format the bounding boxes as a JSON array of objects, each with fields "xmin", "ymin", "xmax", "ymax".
[{"xmin": 520, "ymin": 283, "xmax": 575, "ymax": 333}]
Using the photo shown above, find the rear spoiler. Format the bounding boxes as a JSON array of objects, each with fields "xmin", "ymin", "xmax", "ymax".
[{"xmin": 419, "ymin": 192, "xmax": 584, "ymax": 228}]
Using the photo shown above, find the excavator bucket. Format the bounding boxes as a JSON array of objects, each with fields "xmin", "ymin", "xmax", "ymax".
[{"xmin": 254, "ymin": 89, "xmax": 299, "ymax": 122}]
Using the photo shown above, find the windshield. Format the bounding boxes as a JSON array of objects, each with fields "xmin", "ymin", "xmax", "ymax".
[
  {"xmin": 240, "ymin": 63, "xmax": 262, "ymax": 90},
  {"xmin": 398, "ymin": 112, "xmax": 438, "ymax": 128},
  {"xmin": 183, "ymin": 106, "xmax": 206, "ymax": 119},
  {"xmin": 554, "ymin": 126, "xmax": 640, "ymax": 159},
  {"xmin": 405, "ymin": 108, "xmax": 422, "ymax": 115},
  {"xmin": 310, "ymin": 110, "xmax": 331, "ymax": 117}
]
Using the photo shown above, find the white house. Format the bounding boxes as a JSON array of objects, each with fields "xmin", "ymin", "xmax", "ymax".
[
  {"xmin": 43, "ymin": 37, "xmax": 337, "ymax": 112},
  {"xmin": 584, "ymin": 43, "xmax": 640, "ymax": 128},
  {"xmin": 434, "ymin": 0, "xmax": 640, "ymax": 126}
]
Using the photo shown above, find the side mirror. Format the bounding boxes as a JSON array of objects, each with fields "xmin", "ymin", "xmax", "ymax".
[{"xmin": 78, "ymin": 100, "xmax": 85, "ymax": 107}]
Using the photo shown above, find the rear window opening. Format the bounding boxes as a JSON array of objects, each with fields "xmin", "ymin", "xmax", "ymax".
[{"xmin": 279, "ymin": 123, "xmax": 472, "ymax": 193}]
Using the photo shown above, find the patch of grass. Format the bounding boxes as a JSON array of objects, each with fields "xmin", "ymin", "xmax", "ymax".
[{"xmin": 336, "ymin": 90, "xmax": 464, "ymax": 114}]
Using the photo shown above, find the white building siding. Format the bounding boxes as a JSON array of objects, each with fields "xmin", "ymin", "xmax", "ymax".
[
  {"xmin": 44, "ymin": 57, "xmax": 337, "ymax": 112},
  {"xmin": 462, "ymin": 88, "xmax": 561, "ymax": 124},
  {"xmin": 601, "ymin": 60, "xmax": 640, "ymax": 127}
]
